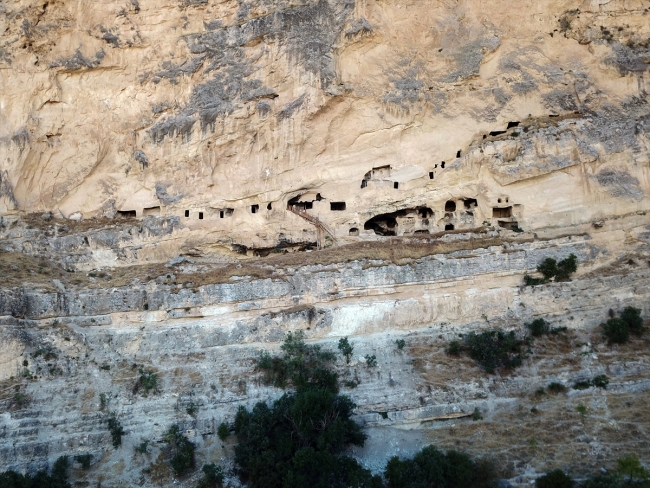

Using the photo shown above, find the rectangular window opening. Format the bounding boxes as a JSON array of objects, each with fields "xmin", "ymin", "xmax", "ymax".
[
  {"xmin": 251, "ymin": 204, "xmax": 259, "ymax": 214},
  {"xmin": 330, "ymin": 202, "xmax": 346, "ymax": 211},
  {"xmin": 198, "ymin": 212, "xmax": 204, "ymax": 220},
  {"xmin": 393, "ymin": 182, "xmax": 399, "ymax": 189},
  {"xmin": 184, "ymin": 210, "xmax": 190, "ymax": 218}
]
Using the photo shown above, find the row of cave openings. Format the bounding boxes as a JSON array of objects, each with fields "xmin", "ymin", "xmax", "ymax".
[{"xmin": 362, "ymin": 197, "xmax": 517, "ymax": 236}]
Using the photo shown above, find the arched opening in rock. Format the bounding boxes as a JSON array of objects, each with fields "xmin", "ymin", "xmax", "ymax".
[
  {"xmin": 267, "ymin": 203, "xmax": 272, "ymax": 210},
  {"xmin": 499, "ymin": 221, "xmax": 520, "ymax": 230},
  {"xmin": 349, "ymin": 227, "xmax": 359, "ymax": 236},
  {"xmin": 414, "ymin": 229, "xmax": 430, "ymax": 234},
  {"xmin": 143, "ymin": 206, "xmax": 160, "ymax": 216},
  {"xmin": 220, "ymin": 208, "xmax": 234, "ymax": 219},
  {"xmin": 445, "ymin": 224, "xmax": 455, "ymax": 230},
  {"xmin": 117, "ymin": 210, "xmax": 137, "ymax": 218},
  {"xmin": 364, "ymin": 207, "xmax": 433, "ymax": 236},
  {"xmin": 429, "ymin": 171, "xmax": 434, "ymax": 179},
  {"xmin": 441, "ymin": 161, "xmax": 445, "ymax": 168},
  {"xmin": 456, "ymin": 150, "xmax": 461, "ymax": 158},
  {"xmin": 492, "ymin": 207, "xmax": 513, "ymax": 218},
  {"xmin": 463, "ymin": 198, "xmax": 478, "ymax": 209},
  {"xmin": 445, "ymin": 201, "xmax": 456, "ymax": 212},
  {"xmin": 394, "ymin": 182, "xmax": 399, "ymax": 189},
  {"xmin": 251, "ymin": 204, "xmax": 259, "ymax": 214},
  {"xmin": 364, "ymin": 215, "xmax": 397, "ymax": 236},
  {"xmin": 497, "ymin": 198, "xmax": 502, "ymax": 203},
  {"xmin": 507, "ymin": 121, "xmax": 520, "ymax": 129},
  {"xmin": 331, "ymin": 202, "xmax": 346, "ymax": 211},
  {"xmin": 199, "ymin": 212, "xmax": 204, "ymax": 220},
  {"xmin": 184, "ymin": 210, "xmax": 190, "ymax": 218},
  {"xmin": 288, "ymin": 195, "xmax": 313, "ymax": 211},
  {"xmin": 489, "ymin": 130, "xmax": 506, "ymax": 137}
]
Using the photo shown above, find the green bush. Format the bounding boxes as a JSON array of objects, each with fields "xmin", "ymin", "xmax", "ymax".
[
  {"xmin": 217, "ymin": 422, "xmax": 230, "ymax": 441},
  {"xmin": 338, "ymin": 337, "xmax": 354, "ymax": 364},
  {"xmin": 396, "ymin": 339, "xmax": 406, "ymax": 350},
  {"xmin": 536, "ymin": 469, "xmax": 573, "ymax": 488},
  {"xmin": 537, "ymin": 258, "xmax": 558, "ymax": 280},
  {"xmin": 547, "ymin": 382, "xmax": 567, "ymax": 394},
  {"xmin": 257, "ymin": 331, "xmax": 337, "ymax": 391},
  {"xmin": 197, "ymin": 463, "xmax": 224, "ymax": 488},
  {"xmin": 621, "ymin": 307, "xmax": 643, "ymax": 336},
  {"xmin": 525, "ymin": 254, "xmax": 578, "ymax": 286},
  {"xmin": 463, "ymin": 329, "xmax": 523, "ymax": 373},
  {"xmin": 556, "ymin": 254, "xmax": 578, "ymax": 280},
  {"xmin": 74, "ymin": 454, "xmax": 93, "ymax": 470},
  {"xmin": 526, "ymin": 318, "xmax": 550, "ymax": 337},
  {"xmin": 365, "ymin": 354, "xmax": 377, "ymax": 368},
  {"xmin": 384, "ymin": 445, "xmax": 497, "ymax": 488},
  {"xmin": 234, "ymin": 333, "xmax": 379, "ymax": 488},
  {"xmin": 107, "ymin": 412, "xmax": 125, "ymax": 449},
  {"xmin": 135, "ymin": 440, "xmax": 149, "ymax": 454},
  {"xmin": 573, "ymin": 379, "xmax": 592, "ymax": 390},
  {"xmin": 616, "ymin": 454, "xmax": 650, "ymax": 484},
  {"xmin": 581, "ymin": 474, "xmax": 622, "ymax": 488},
  {"xmin": 447, "ymin": 340, "xmax": 462, "ymax": 356},
  {"xmin": 186, "ymin": 402, "xmax": 198, "ymax": 417},
  {"xmin": 592, "ymin": 375, "xmax": 609, "ymax": 389},
  {"xmin": 603, "ymin": 318, "xmax": 629, "ymax": 344},
  {"xmin": 0, "ymin": 455, "xmax": 72, "ymax": 488},
  {"xmin": 164, "ymin": 425, "xmax": 196, "ymax": 476},
  {"xmin": 134, "ymin": 369, "xmax": 158, "ymax": 396}
]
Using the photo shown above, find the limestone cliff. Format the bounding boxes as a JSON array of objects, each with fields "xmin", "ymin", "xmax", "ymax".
[{"xmin": 1, "ymin": 0, "xmax": 650, "ymax": 486}]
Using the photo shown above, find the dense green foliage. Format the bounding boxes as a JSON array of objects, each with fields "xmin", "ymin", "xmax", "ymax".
[
  {"xmin": 462, "ymin": 329, "xmax": 523, "ymax": 373},
  {"xmin": 621, "ymin": 307, "xmax": 644, "ymax": 336},
  {"xmin": 134, "ymin": 369, "xmax": 158, "ymax": 396},
  {"xmin": 603, "ymin": 307, "xmax": 646, "ymax": 344},
  {"xmin": 107, "ymin": 412, "xmax": 125, "ymax": 448},
  {"xmin": 164, "ymin": 425, "xmax": 196, "ymax": 475},
  {"xmin": 197, "ymin": 463, "xmax": 224, "ymax": 488},
  {"xmin": 234, "ymin": 332, "xmax": 380, "ymax": 487},
  {"xmin": 603, "ymin": 317, "xmax": 629, "ymax": 344},
  {"xmin": 384, "ymin": 445, "xmax": 497, "ymax": 488},
  {"xmin": 73, "ymin": 454, "xmax": 92, "ymax": 470},
  {"xmin": 217, "ymin": 422, "xmax": 230, "ymax": 441},
  {"xmin": 574, "ymin": 375, "xmax": 609, "ymax": 390},
  {"xmin": 0, "ymin": 456, "xmax": 71, "ymax": 488},
  {"xmin": 524, "ymin": 253, "xmax": 578, "ymax": 286},
  {"xmin": 257, "ymin": 331, "xmax": 337, "ymax": 390},
  {"xmin": 536, "ymin": 469, "xmax": 573, "ymax": 488},
  {"xmin": 338, "ymin": 337, "xmax": 354, "ymax": 363},
  {"xmin": 525, "ymin": 318, "xmax": 550, "ymax": 337}
]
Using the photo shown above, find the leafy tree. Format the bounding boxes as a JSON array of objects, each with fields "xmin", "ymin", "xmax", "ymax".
[
  {"xmin": 0, "ymin": 456, "xmax": 72, "ymax": 488},
  {"xmin": 365, "ymin": 355, "xmax": 377, "ymax": 368},
  {"xmin": 338, "ymin": 337, "xmax": 354, "ymax": 364},
  {"xmin": 603, "ymin": 318, "xmax": 629, "ymax": 344},
  {"xmin": 257, "ymin": 331, "xmax": 337, "ymax": 391},
  {"xmin": 526, "ymin": 318, "xmax": 550, "ymax": 337},
  {"xmin": 197, "ymin": 463, "xmax": 224, "ymax": 488},
  {"xmin": 234, "ymin": 333, "xmax": 376, "ymax": 488},
  {"xmin": 536, "ymin": 469, "xmax": 573, "ymax": 488},
  {"xmin": 107, "ymin": 412, "xmax": 125, "ymax": 449},
  {"xmin": 616, "ymin": 454, "xmax": 650, "ymax": 484},
  {"xmin": 217, "ymin": 422, "xmax": 230, "ymax": 441},
  {"xmin": 620, "ymin": 307, "xmax": 643, "ymax": 336},
  {"xmin": 384, "ymin": 445, "xmax": 495, "ymax": 488},
  {"xmin": 463, "ymin": 329, "xmax": 523, "ymax": 373},
  {"xmin": 556, "ymin": 254, "xmax": 578, "ymax": 280},
  {"xmin": 164, "ymin": 425, "xmax": 196, "ymax": 476},
  {"xmin": 537, "ymin": 258, "xmax": 558, "ymax": 281}
]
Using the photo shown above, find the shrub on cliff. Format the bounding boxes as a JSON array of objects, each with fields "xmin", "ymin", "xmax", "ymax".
[
  {"xmin": 233, "ymin": 332, "xmax": 381, "ymax": 488},
  {"xmin": 384, "ymin": 445, "xmax": 498, "ymax": 488},
  {"xmin": 164, "ymin": 425, "xmax": 196, "ymax": 476},
  {"xmin": 525, "ymin": 318, "xmax": 550, "ymax": 337},
  {"xmin": 0, "ymin": 456, "xmax": 71, "ymax": 488},
  {"xmin": 603, "ymin": 318, "xmax": 629, "ymax": 344},
  {"xmin": 620, "ymin": 307, "xmax": 643, "ymax": 336},
  {"xmin": 536, "ymin": 469, "xmax": 573, "ymax": 488},
  {"xmin": 107, "ymin": 412, "xmax": 125, "ymax": 449},
  {"xmin": 462, "ymin": 329, "xmax": 523, "ymax": 373},
  {"xmin": 524, "ymin": 254, "xmax": 578, "ymax": 286}
]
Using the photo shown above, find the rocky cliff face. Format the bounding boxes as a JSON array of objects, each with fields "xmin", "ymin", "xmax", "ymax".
[{"xmin": 1, "ymin": 0, "xmax": 650, "ymax": 486}]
